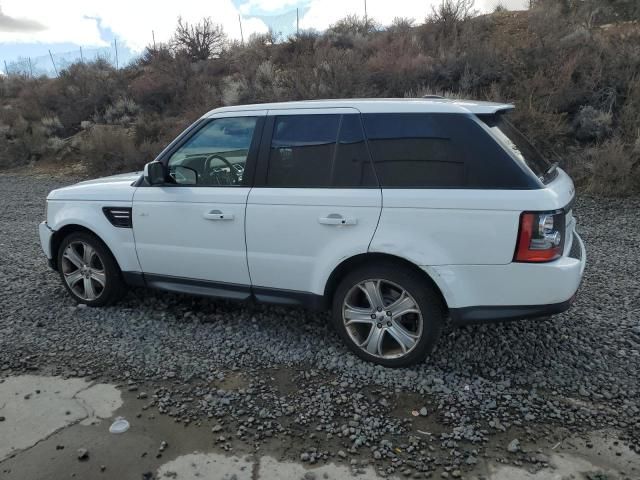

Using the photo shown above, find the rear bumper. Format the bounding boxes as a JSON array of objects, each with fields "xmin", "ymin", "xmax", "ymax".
[
  {"xmin": 429, "ymin": 232, "xmax": 586, "ymax": 325},
  {"xmin": 449, "ymin": 298, "xmax": 574, "ymax": 325}
]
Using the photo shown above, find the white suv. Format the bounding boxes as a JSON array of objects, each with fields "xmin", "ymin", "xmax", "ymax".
[{"xmin": 39, "ymin": 99, "xmax": 586, "ymax": 367}]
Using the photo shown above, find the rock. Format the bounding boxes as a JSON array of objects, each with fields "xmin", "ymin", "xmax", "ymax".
[
  {"xmin": 419, "ymin": 407, "xmax": 428, "ymax": 417},
  {"xmin": 0, "ymin": 416, "xmax": 5, "ymax": 422},
  {"xmin": 77, "ymin": 448, "xmax": 89, "ymax": 460},
  {"xmin": 337, "ymin": 450, "xmax": 347, "ymax": 458},
  {"xmin": 300, "ymin": 452, "xmax": 310, "ymax": 462},
  {"xmin": 507, "ymin": 439, "xmax": 520, "ymax": 453},
  {"xmin": 451, "ymin": 471, "xmax": 462, "ymax": 478}
]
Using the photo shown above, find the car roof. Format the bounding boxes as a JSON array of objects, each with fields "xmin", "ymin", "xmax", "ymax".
[{"xmin": 203, "ymin": 98, "xmax": 514, "ymax": 117}]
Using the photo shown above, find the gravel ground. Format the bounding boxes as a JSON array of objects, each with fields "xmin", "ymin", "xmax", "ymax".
[{"xmin": 1, "ymin": 173, "xmax": 640, "ymax": 478}]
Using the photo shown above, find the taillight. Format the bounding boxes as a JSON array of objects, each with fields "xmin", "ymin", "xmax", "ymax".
[{"xmin": 514, "ymin": 210, "xmax": 565, "ymax": 262}]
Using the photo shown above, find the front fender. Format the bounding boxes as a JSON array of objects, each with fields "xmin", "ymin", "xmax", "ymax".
[{"xmin": 47, "ymin": 200, "xmax": 141, "ymax": 273}]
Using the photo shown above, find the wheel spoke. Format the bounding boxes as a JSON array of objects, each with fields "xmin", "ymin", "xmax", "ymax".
[
  {"xmin": 63, "ymin": 246, "xmax": 84, "ymax": 268},
  {"xmin": 360, "ymin": 280, "xmax": 384, "ymax": 309},
  {"xmin": 64, "ymin": 270, "xmax": 83, "ymax": 288},
  {"xmin": 361, "ymin": 327, "xmax": 385, "ymax": 356},
  {"xmin": 83, "ymin": 277, "xmax": 97, "ymax": 300},
  {"xmin": 82, "ymin": 244, "xmax": 96, "ymax": 265},
  {"xmin": 344, "ymin": 303, "xmax": 375, "ymax": 326},
  {"xmin": 91, "ymin": 270, "xmax": 106, "ymax": 287},
  {"xmin": 388, "ymin": 293, "xmax": 418, "ymax": 318},
  {"xmin": 387, "ymin": 321, "xmax": 419, "ymax": 353}
]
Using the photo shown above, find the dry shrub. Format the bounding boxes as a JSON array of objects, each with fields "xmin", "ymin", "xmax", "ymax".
[
  {"xmin": 575, "ymin": 138, "xmax": 640, "ymax": 195},
  {"xmin": 82, "ymin": 126, "xmax": 145, "ymax": 176}
]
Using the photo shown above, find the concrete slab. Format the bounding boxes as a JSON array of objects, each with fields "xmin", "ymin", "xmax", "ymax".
[
  {"xmin": 258, "ymin": 454, "xmax": 384, "ymax": 479},
  {"xmin": 157, "ymin": 452, "xmax": 254, "ymax": 480},
  {"xmin": 0, "ymin": 375, "xmax": 121, "ymax": 461}
]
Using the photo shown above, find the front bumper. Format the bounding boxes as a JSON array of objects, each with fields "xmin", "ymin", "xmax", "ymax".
[
  {"xmin": 432, "ymin": 231, "xmax": 586, "ymax": 325},
  {"xmin": 39, "ymin": 222, "xmax": 56, "ymax": 269}
]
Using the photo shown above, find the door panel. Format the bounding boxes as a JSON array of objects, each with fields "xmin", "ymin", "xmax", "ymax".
[
  {"xmin": 132, "ymin": 112, "xmax": 264, "ymax": 287},
  {"xmin": 132, "ymin": 187, "xmax": 251, "ymax": 285},
  {"xmin": 246, "ymin": 189, "xmax": 381, "ymax": 295},
  {"xmin": 245, "ymin": 107, "xmax": 381, "ymax": 296}
]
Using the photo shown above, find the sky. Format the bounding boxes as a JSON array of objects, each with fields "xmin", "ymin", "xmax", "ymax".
[{"xmin": 0, "ymin": 0, "xmax": 529, "ymax": 73}]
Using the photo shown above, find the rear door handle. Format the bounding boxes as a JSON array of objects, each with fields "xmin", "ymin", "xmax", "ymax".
[
  {"xmin": 318, "ymin": 213, "xmax": 357, "ymax": 226},
  {"xmin": 203, "ymin": 209, "xmax": 234, "ymax": 221}
]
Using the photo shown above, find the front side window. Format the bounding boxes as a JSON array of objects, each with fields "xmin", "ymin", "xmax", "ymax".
[
  {"xmin": 362, "ymin": 113, "xmax": 465, "ymax": 188},
  {"xmin": 168, "ymin": 117, "xmax": 258, "ymax": 186}
]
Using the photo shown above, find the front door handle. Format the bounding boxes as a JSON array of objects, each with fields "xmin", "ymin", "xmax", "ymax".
[
  {"xmin": 318, "ymin": 213, "xmax": 357, "ymax": 226},
  {"xmin": 203, "ymin": 209, "xmax": 234, "ymax": 221}
]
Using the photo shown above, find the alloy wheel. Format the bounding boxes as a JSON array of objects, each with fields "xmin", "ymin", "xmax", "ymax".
[
  {"xmin": 342, "ymin": 279, "xmax": 423, "ymax": 360},
  {"xmin": 61, "ymin": 241, "xmax": 106, "ymax": 301}
]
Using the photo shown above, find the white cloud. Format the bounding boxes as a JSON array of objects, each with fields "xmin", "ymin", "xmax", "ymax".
[
  {"xmin": 0, "ymin": 0, "xmax": 529, "ymax": 52},
  {"xmin": 239, "ymin": 0, "xmax": 300, "ymax": 15},
  {"xmin": 298, "ymin": 0, "xmax": 528, "ymax": 31},
  {"xmin": 0, "ymin": 0, "xmax": 269, "ymax": 51}
]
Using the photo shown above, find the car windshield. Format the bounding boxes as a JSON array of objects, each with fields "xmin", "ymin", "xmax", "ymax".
[{"xmin": 480, "ymin": 113, "xmax": 554, "ymax": 183}]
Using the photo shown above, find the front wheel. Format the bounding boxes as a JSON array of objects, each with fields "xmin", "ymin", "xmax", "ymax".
[
  {"xmin": 57, "ymin": 232, "xmax": 126, "ymax": 307},
  {"xmin": 331, "ymin": 263, "xmax": 444, "ymax": 367}
]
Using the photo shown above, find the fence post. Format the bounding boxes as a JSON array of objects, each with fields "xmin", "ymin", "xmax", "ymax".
[
  {"xmin": 48, "ymin": 50, "xmax": 58, "ymax": 76},
  {"xmin": 238, "ymin": 15, "xmax": 244, "ymax": 45}
]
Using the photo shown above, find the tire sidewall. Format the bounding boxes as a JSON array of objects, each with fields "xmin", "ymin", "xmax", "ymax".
[
  {"xmin": 331, "ymin": 263, "xmax": 444, "ymax": 368},
  {"xmin": 57, "ymin": 232, "xmax": 123, "ymax": 307}
]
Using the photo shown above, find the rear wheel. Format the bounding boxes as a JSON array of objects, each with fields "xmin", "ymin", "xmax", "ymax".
[
  {"xmin": 57, "ymin": 232, "xmax": 126, "ymax": 307},
  {"xmin": 332, "ymin": 263, "xmax": 444, "ymax": 367}
]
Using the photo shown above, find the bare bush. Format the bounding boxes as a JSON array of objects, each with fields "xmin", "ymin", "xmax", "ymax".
[{"xmin": 172, "ymin": 17, "xmax": 226, "ymax": 61}]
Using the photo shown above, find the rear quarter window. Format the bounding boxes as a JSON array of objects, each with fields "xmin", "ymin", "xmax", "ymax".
[{"xmin": 362, "ymin": 113, "xmax": 541, "ymax": 190}]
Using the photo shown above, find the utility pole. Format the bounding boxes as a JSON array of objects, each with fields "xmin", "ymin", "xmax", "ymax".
[
  {"xmin": 296, "ymin": 8, "xmax": 299, "ymax": 36},
  {"xmin": 114, "ymin": 38, "xmax": 119, "ymax": 69},
  {"xmin": 364, "ymin": 0, "xmax": 368, "ymax": 30},
  {"xmin": 48, "ymin": 50, "xmax": 58, "ymax": 76},
  {"xmin": 4, "ymin": 60, "xmax": 8, "ymax": 76},
  {"xmin": 152, "ymin": 30, "xmax": 156, "ymax": 50},
  {"xmin": 28, "ymin": 57, "xmax": 33, "ymax": 77},
  {"xmin": 238, "ymin": 15, "xmax": 244, "ymax": 45},
  {"xmin": 80, "ymin": 46, "xmax": 84, "ymax": 63}
]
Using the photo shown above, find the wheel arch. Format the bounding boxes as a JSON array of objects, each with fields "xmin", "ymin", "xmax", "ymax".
[
  {"xmin": 50, "ymin": 224, "xmax": 121, "ymax": 272},
  {"xmin": 323, "ymin": 252, "xmax": 449, "ymax": 313}
]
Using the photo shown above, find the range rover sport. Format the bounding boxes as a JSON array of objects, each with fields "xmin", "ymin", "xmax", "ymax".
[{"xmin": 39, "ymin": 98, "xmax": 586, "ymax": 367}]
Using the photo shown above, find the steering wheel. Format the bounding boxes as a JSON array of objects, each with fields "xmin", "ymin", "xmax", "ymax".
[{"xmin": 204, "ymin": 154, "xmax": 239, "ymax": 185}]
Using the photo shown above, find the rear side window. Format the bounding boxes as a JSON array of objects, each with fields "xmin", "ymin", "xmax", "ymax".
[
  {"xmin": 363, "ymin": 113, "xmax": 541, "ymax": 189},
  {"xmin": 266, "ymin": 114, "xmax": 376, "ymax": 188},
  {"xmin": 362, "ymin": 114, "xmax": 465, "ymax": 187},
  {"xmin": 480, "ymin": 114, "xmax": 553, "ymax": 183}
]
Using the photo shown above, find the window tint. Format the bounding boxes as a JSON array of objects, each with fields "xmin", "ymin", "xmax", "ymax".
[
  {"xmin": 333, "ymin": 115, "xmax": 377, "ymax": 187},
  {"xmin": 266, "ymin": 114, "xmax": 377, "ymax": 188},
  {"xmin": 267, "ymin": 115, "xmax": 339, "ymax": 187},
  {"xmin": 362, "ymin": 113, "xmax": 465, "ymax": 188},
  {"xmin": 168, "ymin": 117, "xmax": 258, "ymax": 186},
  {"xmin": 480, "ymin": 114, "xmax": 552, "ymax": 183}
]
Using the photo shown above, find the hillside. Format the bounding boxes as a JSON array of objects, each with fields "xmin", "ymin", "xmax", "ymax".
[{"xmin": 1, "ymin": 1, "xmax": 639, "ymax": 194}]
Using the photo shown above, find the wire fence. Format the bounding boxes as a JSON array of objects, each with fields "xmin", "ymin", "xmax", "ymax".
[{"xmin": 3, "ymin": 4, "xmax": 388, "ymax": 78}]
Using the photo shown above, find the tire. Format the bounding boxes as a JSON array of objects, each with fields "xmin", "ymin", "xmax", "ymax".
[
  {"xmin": 57, "ymin": 231, "xmax": 126, "ymax": 307},
  {"xmin": 331, "ymin": 262, "xmax": 444, "ymax": 367}
]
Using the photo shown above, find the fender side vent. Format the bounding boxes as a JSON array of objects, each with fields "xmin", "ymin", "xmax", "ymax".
[{"xmin": 103, "ymin": 207, "xmax": 133, "ymax": 228}]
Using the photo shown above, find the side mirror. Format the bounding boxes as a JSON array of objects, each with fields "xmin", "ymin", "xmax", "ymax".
[{"xmin": 144, "ymin": 161, "xmax": 166, "ymax": 186}]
